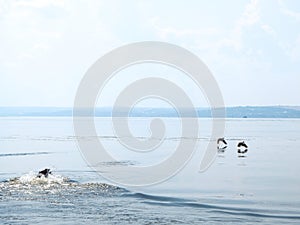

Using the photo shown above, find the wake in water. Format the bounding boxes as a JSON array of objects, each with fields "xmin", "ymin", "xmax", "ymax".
[
  {"xmin": 1, "ymin": 171, "xmax": 300, "ymax": 224},
  {"xmin": 0, "ymin": 170, "xmax": 125, "ymax": 200},
  {"xmin": 8, "ymin": 170, "xmax": 68, "ymax": 185}
]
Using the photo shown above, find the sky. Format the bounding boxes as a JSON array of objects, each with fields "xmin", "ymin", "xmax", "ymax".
[{"xmin": 0, "ymin": 0, "xmax": 300, "ymax": 107}]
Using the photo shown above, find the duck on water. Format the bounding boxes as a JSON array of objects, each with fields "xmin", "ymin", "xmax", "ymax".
[
  {"xmin": 237, "ymin": 141, "xmax": 248, "ymax": 157},
  {"xmin": 217, "ymin": 138, "xmax": 228, "ymax": 152}
]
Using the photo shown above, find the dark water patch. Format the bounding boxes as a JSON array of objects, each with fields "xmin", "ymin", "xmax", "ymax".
[
  {"xmin": 125, "ymin": 192, "xmax": 300, "ymax": 221},
  {"xmin": 144, "ymin": 201, "xmax": 300, "ymax": 221},
  {"xmin": 95, "ymin": 160, "xmax": 138, "ymax": 167},
  {"xmin": 212, "ymin": 209, "xmax": 300, "ymax": 220},
  {"xmin": 0, "ymin": 152, "xmax": 52, "ymax": 157},
  {"xmin": 123, "ymin": 192, "xmax": 189, "ymax": 202}
]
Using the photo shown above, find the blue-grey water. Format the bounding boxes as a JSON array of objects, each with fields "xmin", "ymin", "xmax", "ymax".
[{"xmin": 0, "ymin": 117, "xmax": 300, "ymax": 224}]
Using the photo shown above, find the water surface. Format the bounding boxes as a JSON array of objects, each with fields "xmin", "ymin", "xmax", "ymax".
[{"xmin": 0, "ymin": 117, "xmax": 299, "ymax": 224}]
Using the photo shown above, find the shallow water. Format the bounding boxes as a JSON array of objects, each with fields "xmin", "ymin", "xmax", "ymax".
[{"xmin": 0, "ymin": 117, "xmax": 300, "ymax": 224}]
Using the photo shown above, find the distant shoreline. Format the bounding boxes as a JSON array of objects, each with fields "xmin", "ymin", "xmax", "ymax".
[{"xmin": 1, "ymin": 106, "xmax": 300, "ymax": 118}]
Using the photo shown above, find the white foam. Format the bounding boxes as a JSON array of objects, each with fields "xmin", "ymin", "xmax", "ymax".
[{"xmin": 18, "ymin": 171, "xmax": 66, "ymax": 185}]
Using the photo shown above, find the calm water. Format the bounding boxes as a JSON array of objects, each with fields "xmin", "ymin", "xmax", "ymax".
[{"xmin": 0, "ymin": 117, "xmax": 300, "ymax": 224}]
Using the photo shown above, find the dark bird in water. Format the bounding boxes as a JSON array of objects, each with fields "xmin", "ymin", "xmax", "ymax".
[
  {"xmin": 237, "ymin": 141, "xmax": 248, "ymax": 155},
  {"xmin": 37, "ymin": 168, "xmax": 51, "ymax": 178},
  {"xmin": 217, "ymin": 138, "xmax": 228, "ymax": 151}
]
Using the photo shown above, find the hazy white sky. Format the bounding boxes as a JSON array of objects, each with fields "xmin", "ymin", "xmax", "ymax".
[{"xmin": 0, "ymin": 0, "xmax": 300, "ymax": 107}]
